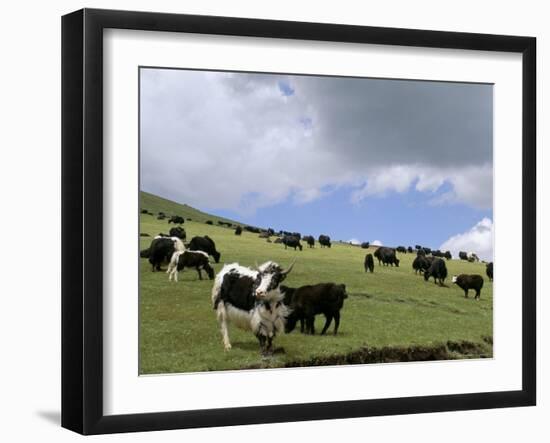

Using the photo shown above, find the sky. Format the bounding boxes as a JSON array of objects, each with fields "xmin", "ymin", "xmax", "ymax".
[{"xmin": 140, "ymin": 68, "xmax": 494, "ymax": 260}]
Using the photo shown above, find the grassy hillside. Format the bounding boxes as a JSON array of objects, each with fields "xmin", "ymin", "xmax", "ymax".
[
  {"xmin": 139, "ymin": 194, "xmax": 493, "ymax": 374},
  {"xmin": 140, "ymin": 190, "xmax": 244, "ymax": 226}
]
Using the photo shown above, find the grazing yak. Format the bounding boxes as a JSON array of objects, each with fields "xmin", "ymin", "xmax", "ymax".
[
  {"xmin": 303, "ymin": 235, "xmax": 315, "ymax": 248},
  {"xmin": 145, "ymin": 236, "xmax": 185, "ymax": 271},
  {"xmin": 444, "ymin": 250, "xmax": 452, "ymax": 260},
  {"xmin": 157, "ymin": 214, "xmax": 166, "ymax": 220},
  {"xmin": 424, "ymin": 258, "xmax": 448, "ymax": 286},
  {"xmin": 412, "ymin": 255, "xmax": 429, "ymax": 274},
  {"xmin": 396, "ymin": 246, "xmax": 407, "ymax": 253},
  {"xmin": 486, "ymin": 262, "xmax": 493, "ymax": 281},
  {"xmin": 168, "ymin": 226, "xmax": 186, "ymax": 240},
  {"xmin": 244, "ymin": 225, "xmax": 261, "ymax": 234},
  {"xmin": 417, "ymin": 248, "xmax": 426, "ymax": 257},
  {"xmin": 282, "ymin": 235, "xmax": 303, "ymax": 251},
  {"xmin": 168, "ymin": 215, "xmax": 185, "ymax": 224},
  {"xmin": 188, "ymin": 235, "xmax": 221, "ymax": 263},
  {"xmin": 374, "ymin": 247, "xmax": 400, "ymax": 267},
  {"xmin": 259, "ymin": 231, "xmax": 270, "ymax": 239},
  {"xmin": 361, "ymin": 242, "xmax": 370, "ymax": 249},
  {"xmin": 234, "ymin": 226, "xmax": 242, "ymax": 236},
  {"xmin": 205, "ymin": 220, "xmax": 213, "ymax": 225},
  {"xmin": 459, "ymin": 251, "xmax": 468, "ymax": 261},
  {"xmin": 139, "ymin": 233, "xmax": 150, "ymax": 237},
  {"xmin": 282, "ymin": 283, "xmax": 347, "ymax": 335},
  {"xmin": 364, "ymin": 253, "xmax": 374, "ymax": 273},
  {"xmin": 318, "ymin": 235, "xmax": 332, "ymax": 248},
  {"xmin": 467, "ymin": 252, "xmax": 480, "ymax": 262},
  {"xmin": 274, "ymin": 237, "xmax": 283, "ymax": 244},
  {"xmin": 407, "ymin": 246, "xmax": 414, "ymax": 253},
  {"xmin": 167, "ymin": 250, "xmax": 214, "ymax": 282},
  {"xmin": 211, "ymin": 260, "xmax": 295, "ymax": 355},
  {"xmin": 452, "ymin": 274, "xmax": 484, "ymax": 299}
]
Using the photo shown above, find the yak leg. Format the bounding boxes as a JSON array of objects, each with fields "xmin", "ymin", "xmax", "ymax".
[
  {"xmin": 196, "ymin": 267, "xmax": 203, "ymax": 280},
  {"xmin": 300, "ymin": 318, "xmax": 305, "ymax": 333},
  {"xmin": 266, "ymin": 336, "xmax": 274, "ymax": 355},
  {"xmin": 475, "ymin": 289, "xmax": 480, "ymax": 300},
  {"xmin": 464, "ymin": 289, "xmax": 469, "ymax": 298},
  {"xmin": 216, "ymin": 303, "xmax": 232, "ymax": 351},
  {"xmin": 306, "ymin": 316, "xmax": 315, "ymax": 335},
  {"xmin": 320, "ymin": 314, "xmax": 333, "ymax": 335},
  {"xmin": 333, "ymin": 311, "xmax": 341, "ymax": 335}
]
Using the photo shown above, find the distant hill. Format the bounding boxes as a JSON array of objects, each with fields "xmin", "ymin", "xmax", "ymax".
[{"xmin": 140, "ymin": 191, "xmax": 244, "ymax": 226}]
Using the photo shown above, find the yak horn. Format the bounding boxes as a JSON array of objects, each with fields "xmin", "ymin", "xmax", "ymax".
[{"xmin": 282, "ymin": 257, "xmax": 297, "ymax": 276}]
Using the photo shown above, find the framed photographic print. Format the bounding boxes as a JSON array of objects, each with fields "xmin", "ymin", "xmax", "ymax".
[{"xmin": 61, "ymin": 8, "xmax": 536, "ymax": 435}]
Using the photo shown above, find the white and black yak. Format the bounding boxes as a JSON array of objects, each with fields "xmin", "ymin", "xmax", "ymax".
[
  {"xmin": 452, "ymin": 274, "xmax": 484, "ymax": 299},
  {"xmin": 281, "ymin": 283, "xmax": 348, "ymax": 335},
  {"xmin": 211, "ymin": 260, "xmax": 295, "ymax": 355},
  {"xmin": 424, "ymin": 257, "xmax": 448, "ymax": 286},
  {"xmin": 188, "ymin": 235, "xmax": 221, "ymax": 263},
  {"xmin": 167, "ymin": 250, "xmax": 215, "ymax": 282}
]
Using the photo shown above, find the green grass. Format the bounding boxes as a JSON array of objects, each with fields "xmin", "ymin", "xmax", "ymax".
[
  {"xmin": 139, "ymin": 192, "xmax": 493, "ymax": 374},
  {"xmin": 140, "ymin": 191, "xmax": 243, "ymax": 226}
]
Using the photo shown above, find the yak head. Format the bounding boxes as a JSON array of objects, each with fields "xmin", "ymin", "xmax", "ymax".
[{"xmin": 254, "ymin": 260, "xmax": 296, "ymax": 300}]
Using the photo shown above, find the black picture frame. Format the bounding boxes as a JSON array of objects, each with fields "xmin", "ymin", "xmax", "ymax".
[{"xmin": 61, "ymin": 8, "xmax": 536, "ymax": 435}]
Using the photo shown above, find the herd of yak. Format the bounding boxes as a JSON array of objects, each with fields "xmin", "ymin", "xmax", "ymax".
[{"xmin": 139, "ymin": 209, "xmax": 493, "ymax": 356}]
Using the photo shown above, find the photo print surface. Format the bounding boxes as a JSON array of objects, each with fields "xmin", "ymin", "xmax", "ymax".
[{"xmin": 139, "ymin": 67, "xmax": 493, "ymax": 374}]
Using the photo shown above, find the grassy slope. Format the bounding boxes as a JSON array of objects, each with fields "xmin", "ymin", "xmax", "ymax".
[
  {"xmin": 139, "ymin": 194, "xmax": 493, "ymax": 374},
  {"xmin": 140, "ymin": 191, "xmax": 243, "ymax": 226}
]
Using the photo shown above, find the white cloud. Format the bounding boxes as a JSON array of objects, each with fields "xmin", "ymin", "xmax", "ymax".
[
  {"xmin": 440, "ymin": 218, "xmax": 493, "ymax": 261},
  {"xmin": 141, "ymin": 69, "xmax": 493, "ymax": 213},
  {"xmin": 372, "ymin": 240, "xmax": 383, "ymax": 246}
]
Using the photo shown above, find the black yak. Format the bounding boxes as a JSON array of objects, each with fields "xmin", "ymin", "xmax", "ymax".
[
  {"xmin": 282, "ymin": 283, "xmax": 348, "ymax": 335},
  {"xmin": 364, "ymin": 253, "xmax": 374, "ymax": 273},
  {"xmin": 318, "ymin": 235, "xmax": 331, "ymax": 248},
  {"xmin": 303, "ymin": 235, "xmax": 315, "ymax": 248},
  {"xmin": 188, "ymin": 235, "xmax": 221, "ymax": 263},
  {"xmin": 168, "ymin": 226, "xmax": 186, "ymax": 240},
  {"xmin": 146, "ymin": 236, "xmax": 185, "ymax": 271},
  {"xmin": 282, "ymin": 235, "xmax": 303, "ymax": 251},
  {"xmin": 412, "ymin": 255, "xmax": 429, "ymax": 274},
  {"xmin": 452, "ymin": 274, "xmax": 484, "ymax": 299},
  {"xmin": 374, "ymin": 247, "xmax": 399, "ymax": 267},
  {"xmin": 168, "ymin": 215, "xmax": 185, "ymax": 224},
  {"xmin": 424, "ymin": 258, "xmax": 448, "ymax": 286},
  {"xmin": 486, "ymin": 262, "xmax": 493, "ymax": 281}
]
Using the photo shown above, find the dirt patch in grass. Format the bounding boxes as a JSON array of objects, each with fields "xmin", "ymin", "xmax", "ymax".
[{"xmin": 256, "ymin": 340, "xmax": 492, "ymax": 369}]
